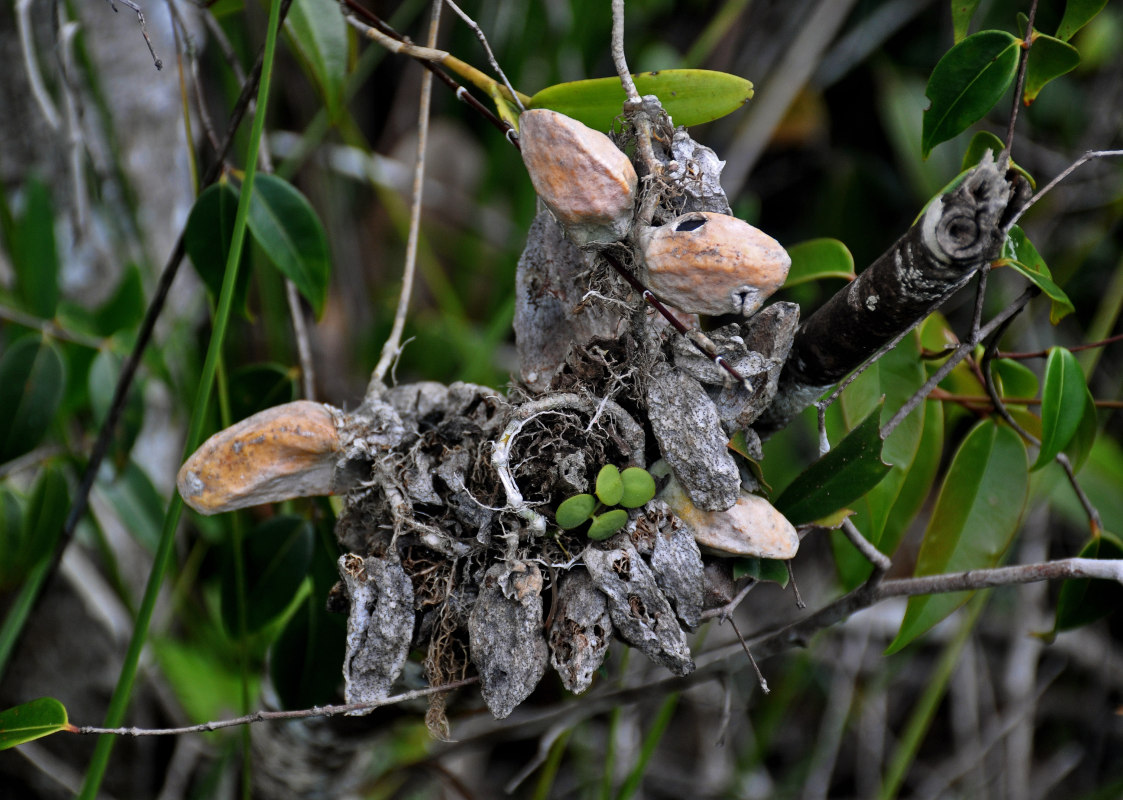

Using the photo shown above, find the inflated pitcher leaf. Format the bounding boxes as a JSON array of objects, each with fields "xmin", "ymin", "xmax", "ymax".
[
  {"xmin": 921, "ymin": 30, "xmax": 1019, "ymax": 157},
  {"xmin": 0, "ymin": 336, "xmax": 66, "ymax": 462},
  {"xmin": 185, "ymin": 181, "xmax": 253, "ymax": 318},
  {"xmin": 783, "ymin": 238, "xmax": 856, "ymax": 287},
  {"xmin": 1001, "ymin": 226, "xmax": 1075, "ymax": 323},
  {"xmin": 221, "ymin": 515, "xmax": 315, "ymax": 634},
  {"xmin": 285, "ymin": 0, "xmax": 347, "ymax": 121},
  {"xmin": 1023, "ymin": 32, "xmax": 1080, "ymax": 105},
  {"xmin": 1056, "ymin": 0, "xmax": 1108, "ymax": 41},
  {"xmin": 952, "ymin": 1, "xmax": 982, "ymax": 42},
  {"xmin": 886, "ymin": 421, "xmax": 1027, "ymax": 655},
  {"xmin": 0, "ymin": 698, "xmax": 71, "ymax": 750},
  {"xmin": 527, "ymin": 70, "xmax": 753, "ymax": 131},
  {"xmin": 1052, "ymin": 531, "xmax": 1123, "ymax": 633},
  {"xmin": 248, "ymin": 174, "xmax": 331, "ymax": 317},
  {"xmin": 774, "ymin": 404, "xmax": 890, "ymax": 527},
  {"xmin": 1033, "ymin": 347, "xmax": 1087, "ymax": 470}
]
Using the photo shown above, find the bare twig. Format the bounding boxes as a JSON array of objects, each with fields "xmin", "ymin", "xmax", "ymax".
[
  {"xmin": 443, "ymin": 0, "xmax": 524, "ymax": 112},
  {"xmin": 74, "ymin": 678, "xmax": 478, "ymax": 736},
  {"xmin": 17, "ymin": 0, "xmax": 61, "ymax": 130},
  {"xmin": 370, "ymin": 1, "xmax": 442, "ymax": 388},
  {"xmin": 610, "ymin": 0, "xmax": 640, "ymax": 103},
  {"xmin": 997, "ymin": 332, "xmax": 1123, "ymax": 360},
  {"xmin": 285, "ymin": 280, "xmax": 317, "ymax": 400},
  {"xmin": 1004, "ymin": 0, "xmax": 1038, "ymax": 154},
  {"xmin": 727, "ymin": 616, "xmax": 769, "ymax": 694},
  {"xmin": 1009, "ymin": 149, "xmax": 1123, "ymax": 227},
  {"xmin": 840, "ymin": 518, "xmax": 892, "ymax": 576},
  {"xmin": 103, "ymin": 0, "xmax": 163, "ymax": 70}
]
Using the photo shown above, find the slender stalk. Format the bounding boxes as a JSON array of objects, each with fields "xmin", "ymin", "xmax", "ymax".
[{"xmin": 76, "ymin": 1, "xmax": 284, "ymax": 795}]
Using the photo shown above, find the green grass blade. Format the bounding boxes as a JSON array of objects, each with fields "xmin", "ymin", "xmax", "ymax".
[{"xmin": 76, "ymin": 1, "xmax": 285, "ymax": 796}]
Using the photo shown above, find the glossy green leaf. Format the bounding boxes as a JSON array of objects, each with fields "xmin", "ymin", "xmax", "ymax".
[
  {"xmin": 556, "ymin": 494, "xmax": 596, "ymax": 529},
  {"xmin": 993, "ymin": 357, "xmax": 1039, "ymax": 401},
  {"xmin": 886, "ymin": 421, "xmax": 1027, "ymax": 654},
  {"xmin": 620, "ymin": 467, "xmax": 657, "ymax": 509},
  {"xmin": 1033, "ymin": 347, "xmax": 1087, "ymax": 470},
  {"xmin": 951, "ymin": 1, "xmax": 982, "ymax": 42},
  {"xmin": 1001, "ymin": 226, "xmax": 1075, "ymax": 323},
  {"xmin": 0, "ymin": 465, "xmax": 66, "ymax": 587},
  {"xmin": 248, "ymin": 174, "xmax": 331, "ymax": 317},
  {"xmin": 153, "ymin": 637, "xmax": 257, "ymax": 725},
  {"xmin": 1052, "ymin": 531, "xmax": 1123, "ymax": 632},
  {"xmin": 527, "ymin": 70, "xmax": 753, "ymax": 131},
  {"xmin": 0, "ymin": 698, "xmax": 70, "ymax": 750},
  {"xmin": 229, "ymin": 362, "xmax": 299, "ymax": 422},
  {"xmin": 783, "ymin": 238, "xmax": 856, "ymax": 287},
  {"xmin": 595, "ymin": 464, "xmax": 624, "ymax": 506},
  {"xmin": 732, "ymin": 557, "xmax": 790, "ymax": 586},
  {"xmin": 1056, "ymin": 0, "xmax": 1108, "ymax": 41},
  {"xmin": 270, "ymin": 588, "xmax": 347, "ymax": 709},
  {"xmin": 0, "ymin": 336, "xmax": 66, "ymax": 462},
  {"xmin": 587, "ymin": 508, "xmax": 629, "ymax": 541},
  {"xmin": 285, "ymin": 0, "xmax": 347, "ymax": 121},
  {"xmin": 774, "ymin": 404, "xmax": 891, "ymax": 527},
  {"xmin": 9, "ymin": 179, "xmax": 59, "ymax": 317},
  {"xmin": 184, "ymin": 181, "xmax": 253, "ymax": 318},
  {"xmin": 1023, "ymin": 33, "xmax": 1080, "ymax": 105},
  {"xmin": 922, "ymin": 30, "xmax": 1020, "ymax": 157},
  {"xmin": 222, "ymin": 515, "xmax": 315, "ymax": 634},
  {"xmin": 1064, "ymin": 385, "xmax": 1098, "ymax": 473},
  {"xmin": 93, "ymin": 263, "xmax": 146, "ymax": 336}
]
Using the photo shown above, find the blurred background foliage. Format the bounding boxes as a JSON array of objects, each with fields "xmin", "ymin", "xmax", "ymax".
[{"xmin": 1, "ymin": 0, "xmax": 1122, "ymax": 798}]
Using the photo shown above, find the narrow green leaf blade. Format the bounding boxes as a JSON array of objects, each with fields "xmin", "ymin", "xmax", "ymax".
[
  {"xmin": 1001, "ymin": 226, "xmax": 1075, "ymax": 323},
  {"xmin": 1023, "ymin": 33, "xmax": 1080, "ymax": 105},
  {"xmin": 1033, "ymin": 347, "xmax": 1087, "ymax": 470},
  {"xmin": 922, "ymin": 30, "xmax": 1020, "ymax": 157},
  {"xmin": 0, "ymin": 337, "xmax": 66, "ymax": 462},
  {"xmin": 886, "ymin": 421, "xmax": 1027, "ymax": 654},
  {"xmin": 774, "ymin": 404, "xmax": 891, "ymax": 526},
  {"xmin": 0, "ymin": 698, "xmax": 70, "ymax": 750},
  {"xmin": 951, "ymin": 1, "xmax": 982, "ymax": 43},
  {"xmin": 1052, "ymin": 531, "xmax": 1123, "ymax": 632},
  {"xmin": 1056, "ymin": 0, "xmax": 1109, "ymax": 41},
  {"xmin": 247, "ymin": 174, "xmax": 331, "ymax": 317},
  {"xmin": 783, "ymin": 238, "xmax": 856, "ymax": 287},
  {"xmin": 285, "ymin": 0, "xmax": 347, "ymax": 120},
  {"xmin": 527, "ymin": 69, "xmax": 753, "ymax": 131}
]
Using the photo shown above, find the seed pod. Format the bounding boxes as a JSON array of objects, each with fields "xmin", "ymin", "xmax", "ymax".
[
  {"xmin": 637, "ymin": 211, "xmax": 790, "ymax": 316},
  {"xmin": 177, "ymin": 401, "xmax": 342, "ymax": 515},
  {"xmin": 519, "ymin": 108, "xmax": 637, "ymax": 246},
  {"xmin": 660, "ymin": 474, "xmax": 799, "ymax": 560}
]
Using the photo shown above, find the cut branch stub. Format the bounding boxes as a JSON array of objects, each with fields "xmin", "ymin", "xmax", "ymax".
[
  {"xmin": 760, "ymin": 153, "xmax": 1017, "ymax": 432},
  {"xmin": 339, "ymin": 553, "xmax": 415, "ymax": 710},
  {"xmin": 468, "ymin": 561, "xmax": 550, "ymax": 719},
  {"xmin": 519, "ymin": 108, "xmax": 637, "ymax": 246},
  {"xmin": 177, "ymin": 401, "xmax": 347, "ymax": 515}
]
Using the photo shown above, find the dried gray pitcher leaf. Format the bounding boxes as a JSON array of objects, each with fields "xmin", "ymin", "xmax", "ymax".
[
  {"xmin": 646, "ymin": 361, "xmax": 740, "ymax": 511},
  {"xmin": 583, "ymin": 543, "xmax": 695, "ymax": 676},
  {"xmin": 338, "ymin": 554, "xmax": 415, "ymax": 710},
  {"xmin": 646, "ymin": 501, "xmax": 705, "ymax": 630},
  {"xmin": 548, "ymin": 569, "xmax": 613, "ymax": 694},
  {"xmin": 468, "ymin": 561, "xmax": 549, "ymax": 719}
]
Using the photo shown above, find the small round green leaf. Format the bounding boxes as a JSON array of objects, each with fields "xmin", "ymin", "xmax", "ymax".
[
  {"xmin": 0, "ymin": 698, "xmax": 70, "ymax": 750},
  {"xmin": 620, "ymin": 467, "xmax": 656, "ymax": 508},
  {"xmin": 922, "ymin": 30, "xmax": 1020, "ymax": 157},
  {"xmin": 587, "ymin": 509, "xmax": 629, "ymax": 541},
  {"xmin": 556, "ymin": 494, "xmax": 596, "ymax": 529},
  {"xmin": 595, "ymin": 464, "xmax": 624, "ymax": 506}
]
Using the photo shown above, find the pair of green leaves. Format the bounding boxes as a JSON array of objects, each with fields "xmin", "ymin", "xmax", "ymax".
[
  {"xmin": 185, "ymin": 173, "xmax": 331, "ymax": 319},
  {"xmin": 555, "ymin": 465, "xmax": 657, "ymax": 541},
  {"xmin": 924, "ymin": 1, "xmax": 1106, "ymax": 157}
]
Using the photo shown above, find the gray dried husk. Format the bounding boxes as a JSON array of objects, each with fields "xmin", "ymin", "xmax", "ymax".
[{"xmin": 326, "ymin": 105, "xmax": 799, "ymax": 726}]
